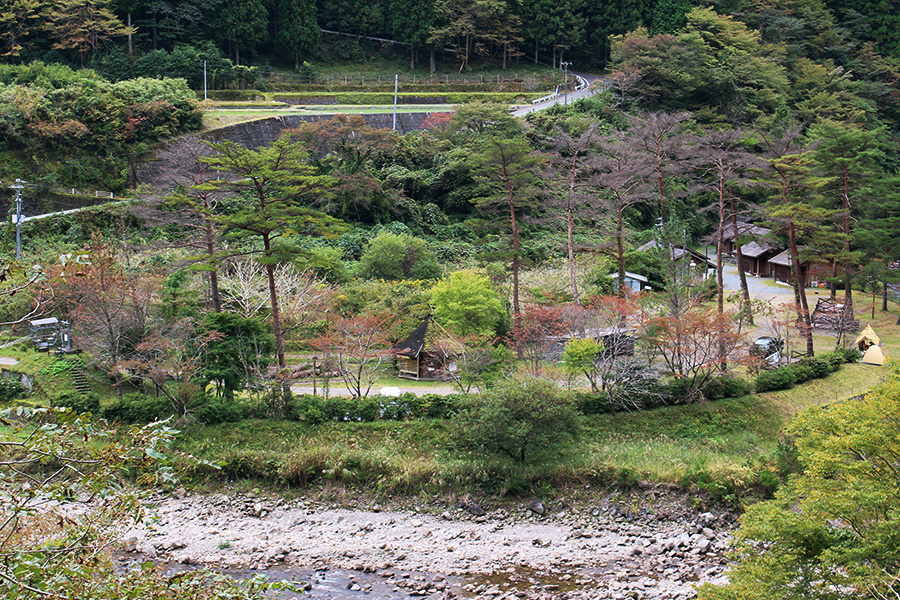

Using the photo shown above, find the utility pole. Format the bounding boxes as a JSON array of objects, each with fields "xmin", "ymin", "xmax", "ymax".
[
  {"xmin": 392, "ymin": 73, "xmax": 398, "ymax": 131},
  {"xmin": 204, "ymin": 60, "xmax": 208, "ymax": 100},
  {"xmin": 10, "ymin": 179, "xmax": 25, "ymax": 261},
  {"xmin": 561, "ymin": 61, "xmax": 572, "ymax": 106}
]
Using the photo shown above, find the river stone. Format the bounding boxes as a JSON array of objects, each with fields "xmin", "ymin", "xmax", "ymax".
[{"xmin": 529, "ymin": 500, "xmax": 547, "ymax": 516}]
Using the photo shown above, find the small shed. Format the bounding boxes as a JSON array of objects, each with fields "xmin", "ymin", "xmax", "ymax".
[
  {"xmin": 392, "ymin": 318, "xmax": 460, "ymax": 380},
  {"xmin": 548, "ymin": 327, "xmax": 636, "ymax": 361},
  {"xmin": 609, "ymin": 271, "xmax": 649, "ymax": 293},
  {"xmin": 28, "ymin": 317, "xmax": 72, "ymax": 352}
]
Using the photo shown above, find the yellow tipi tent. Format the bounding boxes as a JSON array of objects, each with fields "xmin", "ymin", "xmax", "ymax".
[
  {"xmin": 855, "ymin": 325, "xmax": 881, "ymax": 350},
  {"xmin": 862, "ymin": 344, "xmax": 886, "ymax": 366},
  {"xmin": 855, "ymin": 325, "xmax": 886, "ymax": 366}
]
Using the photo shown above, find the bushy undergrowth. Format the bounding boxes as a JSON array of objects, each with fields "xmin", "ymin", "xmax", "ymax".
[
  {"xmin": 755, "ymin": 349, "xmax": 860, "ymax": 393},
  {"xmin": 102, "ymin": 392, "xmax": 252, "ymax": 425},
  {"xmin": 285, "ymin": 393, "xmax": 460, "ymax": 424}
]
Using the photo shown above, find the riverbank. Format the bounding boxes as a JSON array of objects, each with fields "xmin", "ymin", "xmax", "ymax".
[{"xmin": 121, "ymin": 488, "xmax": 734, "ymax": 599}]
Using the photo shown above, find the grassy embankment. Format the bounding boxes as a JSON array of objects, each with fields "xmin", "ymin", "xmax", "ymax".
[
  {"xmin": 198, "ymin": 64, "xmax": 561, "ymax": 129},
  {"xmin": 3, "ymin": 293, "xmax": 895, "ymax": 502},
  {"xmin": 171, "ymin": 362, "xmax": 881, "ymax": 502}
]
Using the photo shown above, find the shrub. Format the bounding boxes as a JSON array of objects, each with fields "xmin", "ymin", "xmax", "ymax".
[
  {"xmin": 194, "ymin": 397, "xmax": 248, "ymax": 424},
  {"xmin": 703, "ymin": 375, "xmax": 754, "ymax": 401},
  {"xmin": 798, "ymin": 356, "xmax": 833, "ymax": 378},
  {"xmin": 0, "ymin": 378, "xmax": 26, "ymax": 402},
  {"xmin": 357, "ymin": 231, "xmax": 442, "ymax": 280},
  {"xmin": 286, "ymin": 392, "xmax": 462, "ymax": 423},
  {"xmin": 286, "ymin": 394, "xmax": 326, "ymax": 424},
  {"xmin": 452, "ymin": 377, "xmax": 581, "ymax": 464},
  {"xmin": 431, "ymin": 270, "xmax": 505, "ymax": 338},
  {"xmin": 819, "ymin": 351, "xmax": 846, "ymax": 370},
  {"xmin": 755, "ymin": 367, "xmax": 797, "ymax": 393},
  {"xmin": 102, "ymin": 392, "xmax": 172, "ymax": 423},
  {"xmin": 54, "ymin": 392, "xmax": 100, "ymax": 415},
  {"xmin": 785, "ymin": 363, "xmax": 815, "ymax": 384},
  {"xmin": 836, "ymin": 347, "xmax": 862, "ymax": 363},
  {"xmin": 574, "ymin": 391, "xmax": 612, "ymax": 415}
]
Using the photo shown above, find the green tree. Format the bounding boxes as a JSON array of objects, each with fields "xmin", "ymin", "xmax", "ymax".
[
  {"xmin": 808, "ymin": 116, "xmax": 885, "ymax": 316},
  {"xmin": 430, "ymin": 269, "xmax": 504, "ymax": 338},
  {"xmin": 357, "ymin": 230, "xmax": 442, "ymax": 281},
  {"xmin": 0, "ymin": 0, "xmax": 42, "ymax": 61},
  {"xmin": 46, "ymin": 0, "xmax": 133, "ymax": 66},
  {"xmin": 450, "ymin": 103, "xmax": 542, "ymax": 318},
  {"xmin": 519, "ymin": 0, "xmax": 586, "ymax": 67},
  {"xmin": 389, "ymin": 0, "xmax": 438, "ymax": 70},
  {"xmin": 201, "ymin": 134, "xmax": 337, "ymax": 409},
  {"xmin": 759, "ymin": 119, "xmax": 832, "ymax": 357},
  {"xmin": 453, "ymin": 376, "xmax": 581, "ymax": 464},
  {"xmin": 429, "ymin": 0, "xmax": 522, "ymax": 71},
  {"xmin": 277, "ymin": 0, "xmax": 320, "ymax": 70},
  {"xmin": 698, "ymin": 362, "xmax": 900, "ymax": 600},
  {"xmin": 214, "ymin": 0, "xmax": 267, "ymax": 65},
  {"xmin": 562, "ymin": 337, "xmax": 603, "ymax": 392},
  {"xmin": 200, "ymin": 311, "xmax": 275, "ymax": 401},
  {"xmin": 649, "ymin": 0, "xmax": 692, "ymax": 35}
]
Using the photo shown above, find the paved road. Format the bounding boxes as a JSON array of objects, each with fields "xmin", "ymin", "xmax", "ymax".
[
  {"xmin": 715, "ymin": 255, "xmax": 796, "ymax": 304},
  {"xmin": 289, "ymin": 383, "xmax": 460, "ymax": 398},
  {"xmin": 511, "ymin": 72, "xmax": 606, "ymax": 117}
]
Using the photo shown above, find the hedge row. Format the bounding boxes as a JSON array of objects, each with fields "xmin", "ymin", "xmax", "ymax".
[
  {"xmin": 272, "ymin": 92, "xmax": 527, "ymax": 105},
  {"xmin": 755, "ymin": 348, "xmax": 861, "ymax": 393},
  {"xmin": 47, "ymin": 349, "xmax": 862, "ymax": 425}
]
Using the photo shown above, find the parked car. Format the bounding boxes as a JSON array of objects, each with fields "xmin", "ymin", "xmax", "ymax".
[{"xmin": 751, "ymin": 336, "xmax": 783, "ymax": 367}]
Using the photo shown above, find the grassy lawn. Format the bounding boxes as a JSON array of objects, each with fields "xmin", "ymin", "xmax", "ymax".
[{"xmin": 173, "ymin": 356, "xmax": 881, "ymax": 500}]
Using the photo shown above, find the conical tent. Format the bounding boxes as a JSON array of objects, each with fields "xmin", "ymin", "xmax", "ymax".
[
  {"xmin": 855, "ymin": 325, "xmax": 881, "ymax": 350},
  {"xmin": 861, "ymin": 344, "xmax": 886, "ymax": 366}
]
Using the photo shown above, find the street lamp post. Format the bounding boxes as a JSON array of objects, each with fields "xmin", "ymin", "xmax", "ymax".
[
  {"xmin": 312, "ymin": 355, "xmax": 318, "ymax": 396},
  {"xmin": 561, "ymin": 61, "xmax": 572, "ymax": 106},
  {"xmin": 10, "ymin": 179, "xmax": 25, "ymax": 261}
]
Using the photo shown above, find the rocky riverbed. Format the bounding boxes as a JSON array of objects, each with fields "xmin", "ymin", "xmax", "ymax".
[{"xmin": 120, "ymin": 488, "xmax": 735, "ymax": 600}]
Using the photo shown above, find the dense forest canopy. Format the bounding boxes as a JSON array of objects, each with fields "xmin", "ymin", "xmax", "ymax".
[{"xmin": 1, "ymin": 0, "xmax": 899, "ymax": 73}]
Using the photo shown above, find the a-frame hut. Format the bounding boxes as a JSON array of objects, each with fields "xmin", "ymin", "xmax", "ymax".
[
  {"xmin": 392, "ymin": 318, "xmax": 460, "ymax": 380},
  {"xmin": 855, "ymin": 325, "xmax": 887, "ymax": 366}
]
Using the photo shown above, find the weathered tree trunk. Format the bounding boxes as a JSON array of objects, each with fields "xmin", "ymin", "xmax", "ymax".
[
  {"xmin": 263, "ymin": 233, "xmax": 288, "ymax": 410},
  {"xmin": 841, "ymin": 163, "xmax": 855, "ymax": 324},
  {"xmin": 430, "ymin": 46, "xmax": 436, "ymax": 74},
  {"xmin": 616, "ymin": 196, "xmax": 627, "ymax": 295},
  {"xmin": 205, "ymin": 221, "xmax": 221, "ymax": 312},
  {"xmin": 729, "ymin": 194, "xmax": 753, "ymax": 326},
  {"xmin": 567, "ymin": 154, "xmax": 580, "ymax": 306},
  {"xmin": 789, "ymin": 220, "xmax": 814, "ymax": 356}
]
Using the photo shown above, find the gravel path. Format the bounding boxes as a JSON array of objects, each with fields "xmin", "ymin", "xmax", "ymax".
[{"xmin": 121, "ymin": 490, "xmax": 733, "ymax": 600}]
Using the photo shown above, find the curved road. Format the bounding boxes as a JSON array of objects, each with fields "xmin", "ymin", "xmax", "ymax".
[{"xmin": 512, "ymin": 72, "xmax": 606, "ymax": 117}]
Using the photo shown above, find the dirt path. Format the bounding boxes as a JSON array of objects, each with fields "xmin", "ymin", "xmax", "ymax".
[
  {"xmin": 289, "ymin": 383, "xmax": 461, "ymax": 397},
  {"xmin": 122, "ymin": 490, "xmax": 732, "ymax": 599}
]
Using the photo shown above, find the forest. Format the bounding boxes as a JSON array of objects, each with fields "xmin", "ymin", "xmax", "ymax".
[{"xmin": 0, "ymin": 0, "xmax": 899, "ymax": 598}]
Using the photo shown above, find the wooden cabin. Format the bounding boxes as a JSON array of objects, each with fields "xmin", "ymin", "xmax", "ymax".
[
  {"xmin": 738, "ymin": 240, "xmax": 781, "ymax": 277},
  {"xmin": 769, "ymin": 250, "xmax": 838, "ymax": 287},
  {"xmin": 392, "ymin": 318, "xmax": 460, "ymax": 381},
  {"xmin": 722, "ymin": 224, "xmax": 770, "ymax": 256}
]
